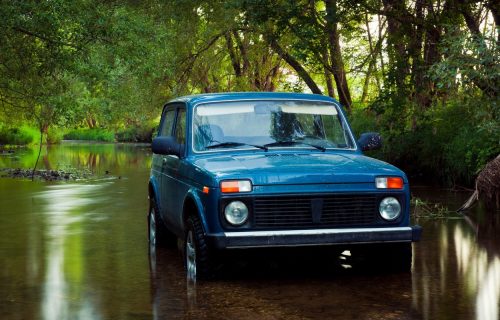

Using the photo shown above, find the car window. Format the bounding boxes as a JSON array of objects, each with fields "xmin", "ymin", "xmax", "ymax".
[
  {"xmin": 175, "ymin": 109, "xmax": 186, "ymax": 144},
  {"xmin": 193, "ymin": 100, "xmax": 355, "ymax": 151},
  {"xmin": 159, "ymin": 109, "xmax": 176, "ymax": 136}
]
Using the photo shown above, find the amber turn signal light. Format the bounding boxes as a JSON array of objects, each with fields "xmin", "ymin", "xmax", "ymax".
[
  {"xmin": 375, "ymin": 177, "xmax": 403, "ymax": 189},
  {"xmin": 220, "ymin": 180, "xmax": 252, "ymax": 193}
]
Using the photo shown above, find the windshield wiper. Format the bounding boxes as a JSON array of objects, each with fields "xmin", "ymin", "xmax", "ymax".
[
  {"xmin": 205, "ymin": 141, "xmax": 268, "ymax": 151},
  {"xmin": 264, "ymin": 140, "xmax": 326, "ymax": 152}
]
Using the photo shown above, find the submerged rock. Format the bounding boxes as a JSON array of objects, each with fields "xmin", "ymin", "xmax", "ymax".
[{"xmin": 0, "ymin": 168, "xmax": 90, "ymax": 181}]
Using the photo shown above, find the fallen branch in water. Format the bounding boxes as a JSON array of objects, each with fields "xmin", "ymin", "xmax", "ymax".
[
  {"xmin": 411, "ymin": 197, "xmax": 453, "ymax": 218},
  {"xmin": 457, "ymin": 154, "xmax": 500, "ymax": 212}
]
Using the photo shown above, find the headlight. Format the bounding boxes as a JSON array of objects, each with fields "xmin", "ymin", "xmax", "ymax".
[
  {"xmin": 379, "ymin": 197, "xmax": 401, "ymax": 221},
  {"xmin": 224, "ymin": 201, "xmax": 249, "ymax": 226}
]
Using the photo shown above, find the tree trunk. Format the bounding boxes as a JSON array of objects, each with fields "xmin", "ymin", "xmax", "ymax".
[
  {"xmin": 31, "ymin": 126, "xmax": 45, "ymax": 181},
  {"xmin": 325, "ymin": 0, "xmax": 352, "ymax": 112},
  {"xmin": 264, "ymin": 65, "xmax": 281, "ymax": 91},
  {"xmin": 458, "ymin": 154, "xmax": 500, "ymax": 211},
  {"xmin": 411, "ymin": 0, "xmax": 430, "ymax": 113},
  {"xmin": 485, "ymin": 0, "xmax": 500, "ymax": 43},
  {"xmin": 382, "ymin": 0, "xmax": 410, "ymax": 93},
  {"xmin": 233, "ymin": 30, "xmax": 250, "ymax": 75},
  {"xmin": 361, "ymin": 59, "xmax": 375, "ymax": 103},
  {"xmin": 324, "ymin": 67, "xmax": 335, "ymax": 98},
  {"xmin": 225, "ymin": 32, "xmax": 242, "ymax": 77}
]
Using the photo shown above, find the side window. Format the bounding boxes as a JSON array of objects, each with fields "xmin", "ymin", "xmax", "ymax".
[
  {"xmin": 159, "ymin": 109, "xmax": 176, "ymax": 136},
  {"xmin": 175, "ymin": 109, "xmax": 186, "ymax": 144}
]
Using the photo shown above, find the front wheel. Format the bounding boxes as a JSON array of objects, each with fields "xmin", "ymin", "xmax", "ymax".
[{"xmin": 185, "ymin": 215, "xmax": 214, "ymax": 281}]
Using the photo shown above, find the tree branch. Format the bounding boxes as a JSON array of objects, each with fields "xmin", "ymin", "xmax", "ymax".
[{"xmin": 266, "ymin": 36, "xmax": 322, "ymax": 95}]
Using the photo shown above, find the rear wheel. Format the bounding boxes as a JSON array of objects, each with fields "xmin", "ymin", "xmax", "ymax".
[{"xmin": 148, "ymin": 197, "xmax": 176, "ymax": 247}]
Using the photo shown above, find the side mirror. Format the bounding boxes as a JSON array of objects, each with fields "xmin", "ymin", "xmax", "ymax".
[
  {"xmin": 357, "ymin": 132, "xmax": 382, "ymax": 151},
  {"xmin": 152, "ymin": 136, "xmax": 182, "ymax": 157}
]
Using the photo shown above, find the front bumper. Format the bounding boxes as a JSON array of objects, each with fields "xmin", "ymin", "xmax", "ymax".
[{"xmin": 207, "ymin": 226, "xmax": 422, "ymax": 249}]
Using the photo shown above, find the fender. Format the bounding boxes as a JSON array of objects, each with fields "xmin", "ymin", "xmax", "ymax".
[{"xmin": 183, "ymin": 187, "xmax": 209, "ymax": 234}]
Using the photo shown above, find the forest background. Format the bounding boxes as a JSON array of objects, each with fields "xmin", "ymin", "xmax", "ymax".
[{"xmin": 0, "ymin": 0, "xmax": 498, "ymax": 186}]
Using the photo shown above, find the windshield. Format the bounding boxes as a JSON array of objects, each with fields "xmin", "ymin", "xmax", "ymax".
[{"xmin": 193, "ymin": 100, "xmax": 355, "ymax": 152}]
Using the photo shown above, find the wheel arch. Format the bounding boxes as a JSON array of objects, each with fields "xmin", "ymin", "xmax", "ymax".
[
  {"xmin": 148, "ymin": 176, "xmax": 160, "ymax": 205},
  {"xmin": 182, "ymin": 190, "xmax": 209, "ymax": 234}
]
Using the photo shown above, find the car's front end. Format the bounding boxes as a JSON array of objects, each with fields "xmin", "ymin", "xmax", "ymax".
[
  {"xmin": 196, "ymin": 154, "xmax": 421, "ymax": 250},
  {"xmin": 150, "ymin": 92, "xmax": 422, "ymax": 280},
  {"xmin": 187, "ymin": 94, "xmax": 421, "ymax": 250}
]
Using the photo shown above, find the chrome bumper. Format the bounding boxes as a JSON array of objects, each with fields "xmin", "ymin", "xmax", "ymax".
[{"xmin": 208, "ymin": 226, "xmax": 422, "ymax": 249}]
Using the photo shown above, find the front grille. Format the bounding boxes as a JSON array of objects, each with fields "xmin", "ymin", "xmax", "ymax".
[{"xmin": 253, "ymin": 194, "xmax": 378, "ymax": 228}]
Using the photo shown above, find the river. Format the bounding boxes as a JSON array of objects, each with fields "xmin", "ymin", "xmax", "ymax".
[{"xmin": 0, "ymin": 142, "xmax": 499, "ymax": 320}]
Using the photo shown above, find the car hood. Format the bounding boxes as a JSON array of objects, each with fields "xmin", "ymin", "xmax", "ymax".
[{"xmin": 194, "ymin": 152, "xmax": 406, "ymax": 185}]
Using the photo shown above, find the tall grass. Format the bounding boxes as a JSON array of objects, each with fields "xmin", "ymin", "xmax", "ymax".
[{"xmin": 63, "ymin": 128, "xmax": 115, "ymax": 142}]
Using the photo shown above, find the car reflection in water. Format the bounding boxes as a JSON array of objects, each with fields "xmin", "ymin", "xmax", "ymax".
[
  {"xmin": 149, "ymin": 242, "xmax": 198, "ymax": 319},
  {"xmin": 148, "ymin": 242, "xmax": 419, "ymax": 319}
]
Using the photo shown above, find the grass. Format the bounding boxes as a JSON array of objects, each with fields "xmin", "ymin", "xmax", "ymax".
[{"xmin": 63, "ymin": 128, "xmax": 115, "ymax": 142}]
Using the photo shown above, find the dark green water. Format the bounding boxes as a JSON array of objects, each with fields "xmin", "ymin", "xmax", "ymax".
[{"xmin": 0, "ymin": 142, "xmax": 499, "ymax": 319}]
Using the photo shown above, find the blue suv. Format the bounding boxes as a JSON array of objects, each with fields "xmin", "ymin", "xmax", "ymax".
[{"xmin": 148, "ymin": 92, "xmax": 421, "ymax": 280}]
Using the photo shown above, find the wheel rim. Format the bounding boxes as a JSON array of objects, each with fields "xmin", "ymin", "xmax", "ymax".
[
  {"xmin": 186, "ymin": 230, "xmax": 197, "ymax": 282},
  {"xmin": 149, "ymin": 208, "xmax": 156, "ymax": 246}
]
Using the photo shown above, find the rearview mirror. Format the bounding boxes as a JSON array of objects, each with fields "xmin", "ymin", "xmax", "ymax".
[
  {"xmin": 152, "ymin": 136, "xmax": 182, "ymax": 157},
  {"xmin": 357, "ymin": 132, "xmax": 382, "ymax": 151}
]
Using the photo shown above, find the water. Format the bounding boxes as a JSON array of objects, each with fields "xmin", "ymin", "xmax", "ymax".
[{"xmin": 0, "ymin": 142, "xmax": 499, "ymax": 320}]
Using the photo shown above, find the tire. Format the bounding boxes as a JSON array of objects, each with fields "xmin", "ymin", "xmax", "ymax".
[
  {"xmin": 185, "ymin": 215, "xmax": 214, "ymax": 281},
  {"xmin": 148, "ymin": 197, "xmax": 176, "ymax": 247},
  {"xmin": 351, "ymin": 242, "xmax": 412, "ymax": 272}
]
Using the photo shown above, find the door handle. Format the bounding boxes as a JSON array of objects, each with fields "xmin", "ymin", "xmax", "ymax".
[{"xmin": 162, "ymin": 157, "xmax": 168, "ymax": 164}]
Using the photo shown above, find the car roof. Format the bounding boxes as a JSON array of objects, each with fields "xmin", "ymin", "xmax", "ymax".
[{"xmin": 166, "ymin": 92, "xmax": 338, "ymax": 106}]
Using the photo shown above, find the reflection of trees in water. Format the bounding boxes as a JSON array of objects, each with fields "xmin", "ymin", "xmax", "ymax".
[
  {"xmin": 36, "ymin": 184, "xmax": 103, "ymax": 320},
  {"xmin": 412, "ymin": 216, "xmax": 500, "ymax": 320},
  {"xmin": 0, "ymin": 144, "xmax": 152, "ymax": 173}
]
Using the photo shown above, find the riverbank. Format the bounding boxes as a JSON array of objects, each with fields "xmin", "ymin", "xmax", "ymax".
[{"xmin": 0, "ymin": 125, "xmax": 155, "ymax": 146}]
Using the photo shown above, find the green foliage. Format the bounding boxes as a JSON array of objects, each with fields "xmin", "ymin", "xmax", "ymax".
[
  {"xmin": 0, "ymin": 125, "xmax": 40, "ymax": 146},
  {"xmin": 46, "ymin": 127, "xmax": 64, "ymax": 144},
  {"xmin": 429, "ymin": 27, "xmax": 499, "ymax": 97},
  {"xmin": 64, "ymin": 129, "xmax": 115, "ymax": 142},
  {"xmin": 351, "ymin": 93, "xmax": 499, "ymax": 186},
  {"xmin": 115, "ymin": 126, "xmax": 154, "ymax": 143},
  {"xmin": 0, "ymin": 0, "xmax": 498, "ymax": 187}
]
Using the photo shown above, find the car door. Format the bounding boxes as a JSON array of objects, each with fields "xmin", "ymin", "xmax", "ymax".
[
  {"xmin": 153, "ymin": 106, "xmax": 176, "ymax": 217},
  {"xmin": 161, "ymin": 105, "xmax": 187, "ymax": 230}
]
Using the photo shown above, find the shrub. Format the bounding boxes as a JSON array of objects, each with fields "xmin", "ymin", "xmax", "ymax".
[
  {"xmin": 63, "ymin": 128, "xmax": 115, "ymax": 142},
  {"xmin": 351, "ymin": 94, "xmax": 499, "ymax": 186},
  {"xmin": 0, "ymin": 125, "xmax": 39, "ymax": 145},
  {"xmin": 116, "ymin": 126, "xmax": 153, "ymax": 142},
  {"xmin": 46, "ymin": 127, "xmax": 64, "ymax": 144}
]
